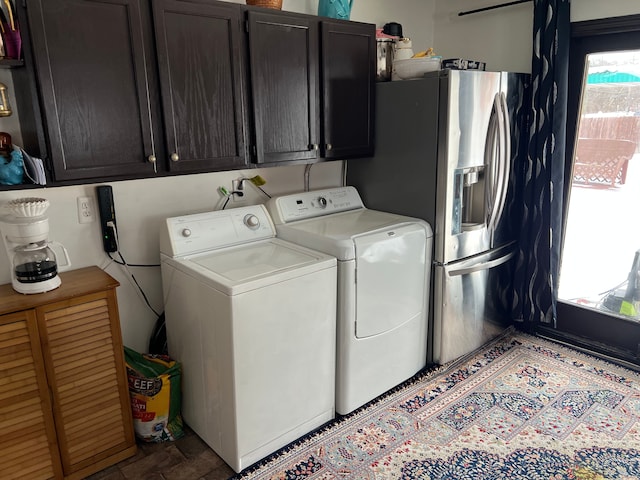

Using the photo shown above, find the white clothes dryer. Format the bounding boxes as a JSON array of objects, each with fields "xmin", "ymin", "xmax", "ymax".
[
  {"xmin": 267, "ymin": 186, "xmax": 433, "ymax": 415},
  {"xmin": 159, "ymin": 205, "xmax": 337, "ymax": 472}
]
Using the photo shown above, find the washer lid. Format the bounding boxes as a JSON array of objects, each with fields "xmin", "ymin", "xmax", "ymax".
[
  {"xmin": 274, "ymin": 209, "xmax": 431, "ymax": 260},
  {"xmin": 166, "ymin": 238, "xmax": 335, "ymax": 295}
]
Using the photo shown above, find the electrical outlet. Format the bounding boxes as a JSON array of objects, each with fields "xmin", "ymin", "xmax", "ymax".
[
  {"xmin": 231, "ymin": 179, "xmax": 245, "ymax": 203},
  {"xmin": 77, "ymin": 196, "xmax": 95, "ymax": 223}
]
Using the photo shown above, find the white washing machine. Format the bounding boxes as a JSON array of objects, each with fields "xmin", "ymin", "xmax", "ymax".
[
  {"xmin": 159, "ymin": 205, "xmax": 337, "ymax": 472},
  {"xmin": 267, "ymin": 186, "xmax": 433, "ymax": 415}
]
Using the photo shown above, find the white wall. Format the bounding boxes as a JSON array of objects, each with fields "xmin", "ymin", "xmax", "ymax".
[
  {"xmin": 347, "ymin": 0, "xmax": 435, "ymax": 53},
  {"xmin": 571, "ymin": 0, "xmax": 640, "ymax": 22},
  {"xmin": 432, "ymin": 0, "xmax": 533, "ymax": 73},
  {"xmin": 432, "ymin": 0, "xmax": 640, "ymax": 74},
  {"xmin": 0, "ymin": 0, "xmax": 638, "ymax": 352}
]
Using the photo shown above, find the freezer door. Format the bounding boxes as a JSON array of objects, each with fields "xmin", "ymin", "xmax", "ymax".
[{"xmin": 432, "ymin": 245, "xmax": 515, "ymax": 365}]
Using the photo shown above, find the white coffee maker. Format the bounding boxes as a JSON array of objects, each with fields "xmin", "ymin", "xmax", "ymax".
[{"xmin": 0, "ymin": 197, "xmax": 70, "ymax": 294}]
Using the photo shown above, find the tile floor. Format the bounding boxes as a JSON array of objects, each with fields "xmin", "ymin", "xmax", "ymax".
[{"xmin": 86, "ymin": 427, "xmax": 235, "ymax": 480}]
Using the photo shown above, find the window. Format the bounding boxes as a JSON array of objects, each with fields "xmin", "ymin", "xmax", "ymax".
[
  {"xmin": 542, "ymin": 15, "xmax": 640, "ymax": 367},
  {"xmin": 559, "ymin": 50, "xmax": 640, "ymax": 315}
]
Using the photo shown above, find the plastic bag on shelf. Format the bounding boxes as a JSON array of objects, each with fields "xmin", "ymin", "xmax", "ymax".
[
  {"xmin": 0, "ymin": 146, "xmax": 23, "ymax": 185},
  {"xmin": 124, "ymin": 346, "xmax": 185, "ymax": 442}
]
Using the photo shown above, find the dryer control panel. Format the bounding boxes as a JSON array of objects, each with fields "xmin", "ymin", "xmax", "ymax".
[
  {"xmin": 268, "ymin": 186, "xmax": 365, "ymax": 224},
  {"xmin": 160, "ymin": 205, "xmax": 276, "ymax": 257}
]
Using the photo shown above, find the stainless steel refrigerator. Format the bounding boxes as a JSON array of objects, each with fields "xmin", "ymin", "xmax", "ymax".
[{"xmin": 347, "ymin": 69, "xmax": 530, "ymax": 365}]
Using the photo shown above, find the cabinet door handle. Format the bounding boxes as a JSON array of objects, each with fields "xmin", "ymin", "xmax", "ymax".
[
  {"xmin": 309, "ymin": 144, "xmax": 319, "ymax": 151},
  {"xmin": 147, "ymin": 154, "xmax": 158, "ymax": 173},
  {"xmin": 170, "ymin": 153, "xmax": 179, "ymax": 162},
  {"xmin": 326, "ymin": 143, "xmax": 333, "ymax": 151}
]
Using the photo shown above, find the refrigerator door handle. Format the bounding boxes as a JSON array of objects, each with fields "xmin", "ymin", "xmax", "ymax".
[
  {"xmin": 491, "ymin": 92, "xmax": 511, "ymax": 238},
  {"xmin": 484, "ymin": 95, "xmax": 500, "ymax": 218},
  {"xmin": 447, "ymin": 250, "xmax": 515, "ymax": 277},
  {"xmin": 486, "ymin": 93, "xmax": 507, "ymax": 240}
]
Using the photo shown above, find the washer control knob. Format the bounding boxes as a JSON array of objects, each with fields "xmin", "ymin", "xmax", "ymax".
[
  {"xmin": 318, "ymin": 197, "xmax": 328, "ymax": 208},
  {"xmin": 181, "ymin": 228, "xmax": 192, "ymax": 237},
  {"xmin": 244, "ymin": 214, "xmax": 260, "ymax": 229}
]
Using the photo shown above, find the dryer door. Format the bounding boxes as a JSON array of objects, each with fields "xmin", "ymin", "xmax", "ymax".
[{"xmin": 354, "ymin": 224, "xmax": 427, "ymax": 338}]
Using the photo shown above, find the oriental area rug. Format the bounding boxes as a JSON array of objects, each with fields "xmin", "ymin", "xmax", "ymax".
[{"xmin": 233, "ymin": 328, "xmax": 640, "ymax": 479}]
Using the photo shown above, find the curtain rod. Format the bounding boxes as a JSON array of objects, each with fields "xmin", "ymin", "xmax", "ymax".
[{"xmin": 458, "ymin": 0, "xmax": 532, "ymax": 17}]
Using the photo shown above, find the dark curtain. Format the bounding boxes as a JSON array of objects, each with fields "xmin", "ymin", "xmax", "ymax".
[{"xmin": 512, "ymin": 0, "xmax": 570, "ymax": 326}]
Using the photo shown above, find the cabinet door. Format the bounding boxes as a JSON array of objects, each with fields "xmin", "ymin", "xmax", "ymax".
[
  {"xmin": 0, "ymin": 310, "xmax": 62, "ymax": 480},
  {"xmin": 320, "ymin": 20, "xmax": 376, "ymax": 159},
  {"xmin": 26, "ymin": 0, "xmax": 164, "ymax": 181},
  {"xmin": 247, "ymin": 11, "xmax": 320, "ymax": 164},
  {"xmin": 37, "ymin": 290, "xmax": 135, "ymax": 478},
  {"xmin": 153, "ymin": 0, "xmax": 248, "ymax": 172}
]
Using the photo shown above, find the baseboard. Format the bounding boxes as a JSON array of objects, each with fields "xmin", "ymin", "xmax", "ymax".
[{"xmin": 535, "ymin": 325, "xmax": 640, "ymax": 372}]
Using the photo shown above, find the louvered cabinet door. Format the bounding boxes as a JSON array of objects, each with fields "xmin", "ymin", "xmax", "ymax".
[
  {"xmin": 37, "ymin": 290, "xmax": 135, "ymax": 479},
  {"xmin": 0, "ymin": 310, "xmax": 62, "ymax": 480}
]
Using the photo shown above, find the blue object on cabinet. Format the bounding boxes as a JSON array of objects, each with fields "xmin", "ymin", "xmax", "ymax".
[
  {"xmin": 0, "ymin": 147, "xmax": 24, "ymax": 185},
  {"xmin": 318, "ymin": 0, "xmax": 353, "ymax": 20}
]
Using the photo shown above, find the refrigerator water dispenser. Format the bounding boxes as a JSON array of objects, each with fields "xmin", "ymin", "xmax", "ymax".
[{"xmin": 453, "ymin": 166, "xmax": 486, "ymax": 234}]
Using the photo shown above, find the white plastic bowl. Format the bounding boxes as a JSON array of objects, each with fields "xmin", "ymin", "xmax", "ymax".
[{"xmin": 393, "ymin": 56, "xmax": 441, "ymax": 80}]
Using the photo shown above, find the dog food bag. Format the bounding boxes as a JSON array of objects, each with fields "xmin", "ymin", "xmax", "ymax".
[{"xmin": 124, "ymin": 346, "xmax": 184, "ymax": 442}]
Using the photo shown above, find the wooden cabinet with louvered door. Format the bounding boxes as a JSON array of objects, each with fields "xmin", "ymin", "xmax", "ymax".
[
  {"xmin": 0, "ymin": 310, "xmax": 62, "ymax": 480},
  {"xmin": 36, "ymin": 281, "xmax": 136, "ymax": 479},
  {"xmin": 0, "ymin": 267, "xmax": 136, "ymax": 480}
]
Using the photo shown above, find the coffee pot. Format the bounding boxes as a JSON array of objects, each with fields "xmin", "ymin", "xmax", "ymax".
[
  {"xmin": 13, "ymin": 240, "xmax": 70, "ymax": 287},
  {"xmin": 1, "ymin": 197, "xmax": 71, "ymax": 294}
]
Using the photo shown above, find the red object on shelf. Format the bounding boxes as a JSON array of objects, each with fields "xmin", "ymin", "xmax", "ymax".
[{"xmin": 375, "ymin": 28, "xmax": 399, "ymax": 40}]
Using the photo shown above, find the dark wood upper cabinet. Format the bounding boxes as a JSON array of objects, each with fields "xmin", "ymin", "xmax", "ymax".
[
  {"xmin": 12, "ymin": 0, "xmax": 374, "ymax": 187},
  {"xmin": 245, "ymin": 12, "xmax": 375, "ymax": 166},
  {"xmin": 25, "ymin": 0, "xmax": 164, "ymax": 181},
  {"xmin": 152, "ymin": 0, "xmax": 248, "ymax": 172},
  {"xmin": 320, "ymin": 20, "xmax": 375, "ymax": 159},
  {"xmin": 247, "ymin": 11, "xmax": 320, "ymax": 165}
]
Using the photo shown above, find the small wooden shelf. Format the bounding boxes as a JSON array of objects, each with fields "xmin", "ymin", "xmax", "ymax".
[
  {"xmin": 0, "ymin": 182, "xmax": 45, "ymax": 191},
  {"xmin": 0, "ymin": 58, "xmax": 24, "ymax": 68}
]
